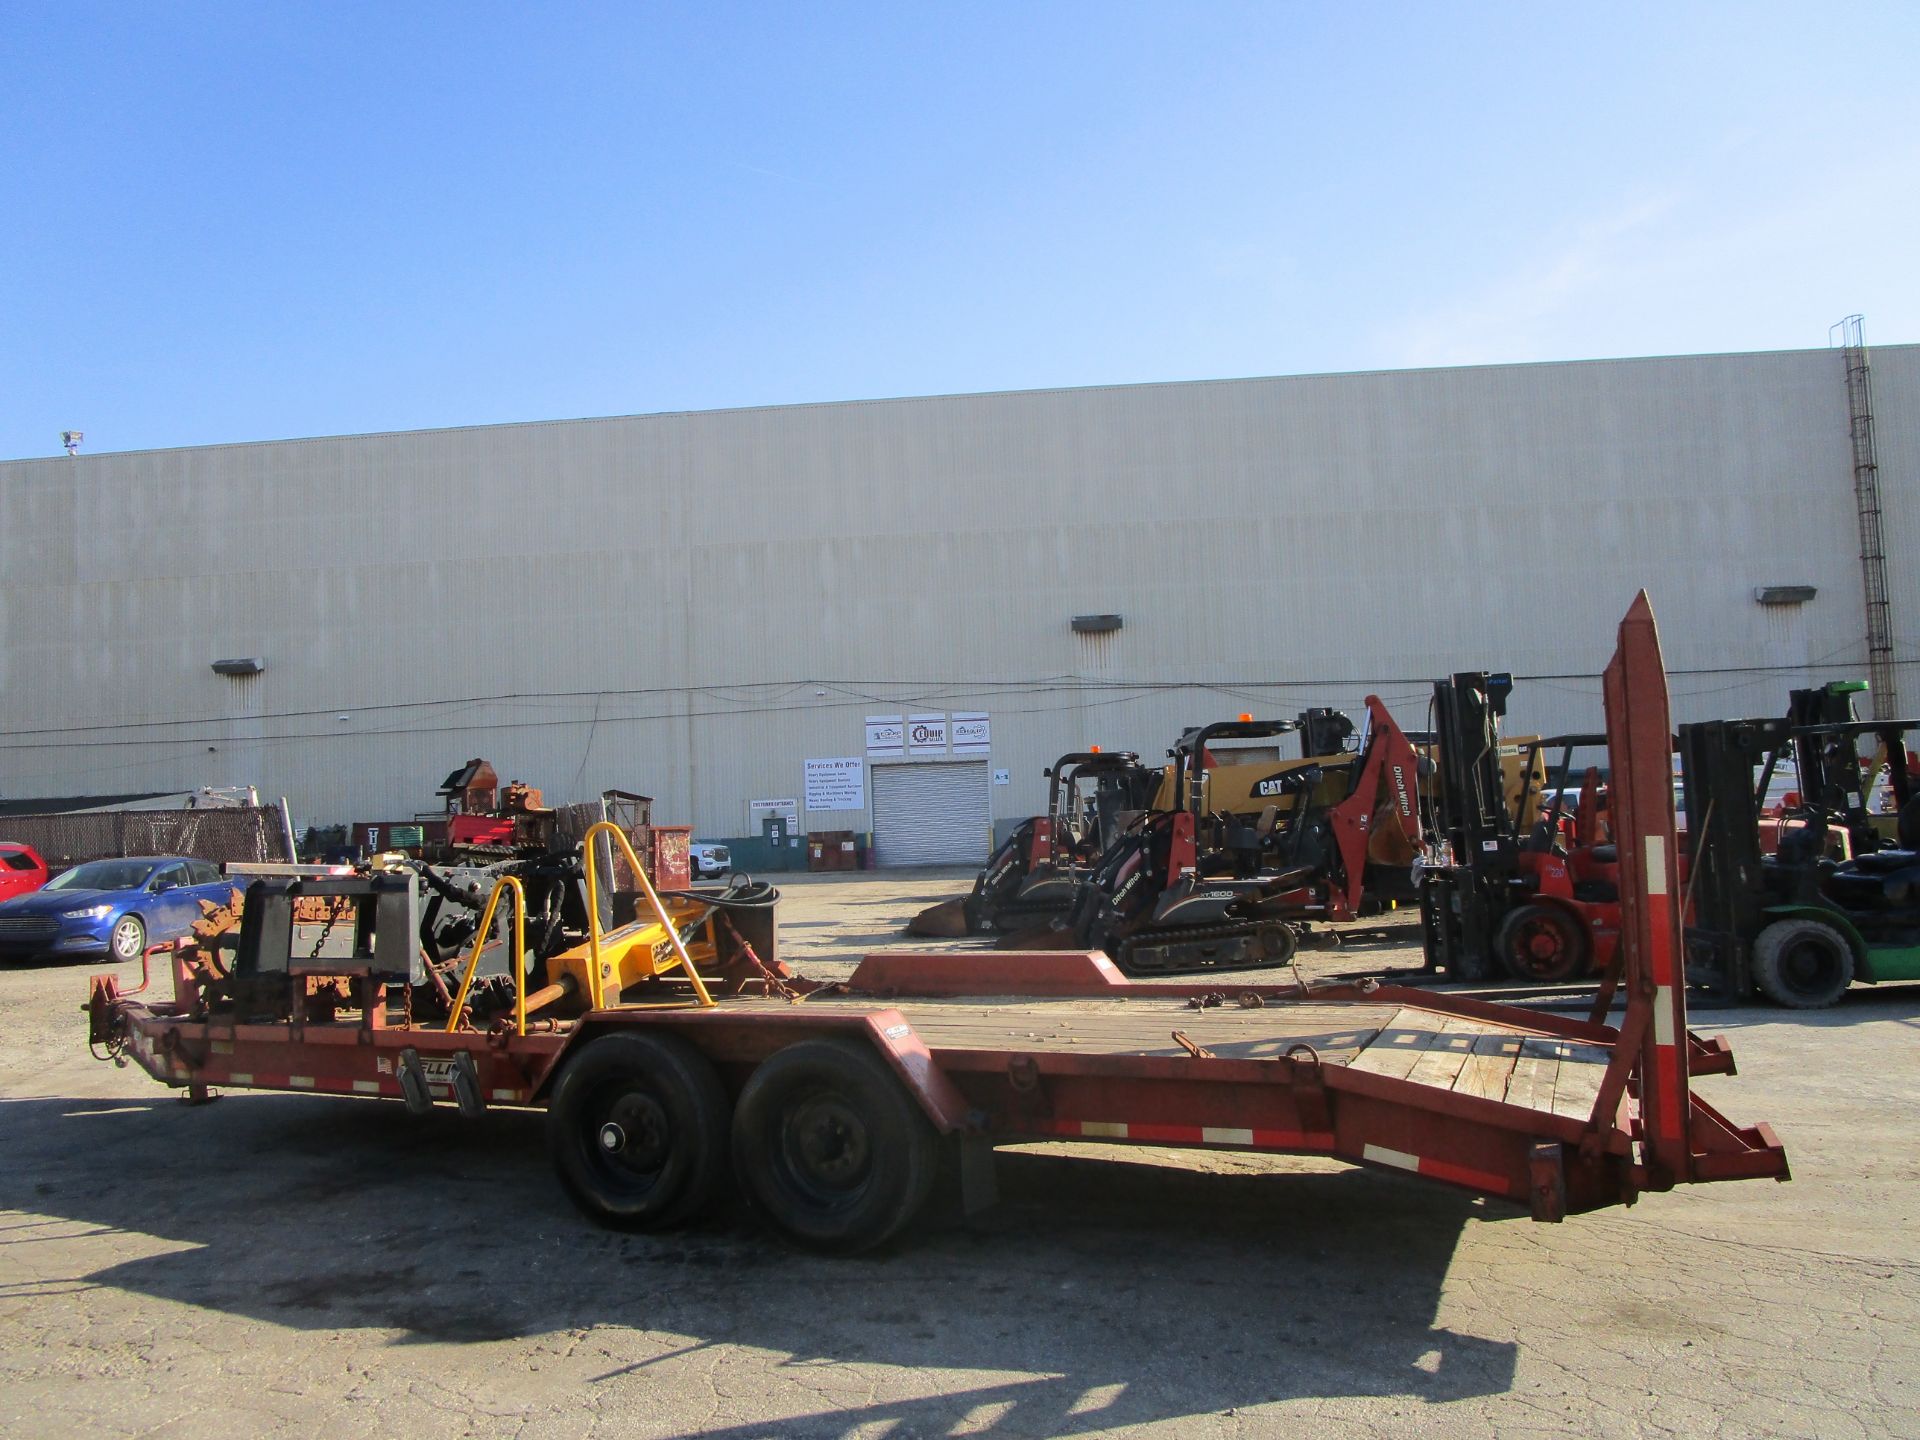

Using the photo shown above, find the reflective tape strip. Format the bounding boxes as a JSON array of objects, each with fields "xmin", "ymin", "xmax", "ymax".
[
  {"xmin": 287, "ymin": 1076, "xmax": 315, "ymax": 1089},
  {"xmin": 1420, "ymin": 1155, "xmax": 1516, "ymax": 1195},
  {"xmin": 229, "ymin": 1072, "xmax": 253, "ymax": 1086},
  {"xmin": 490, "ymin": 1089, "xmax": 517, "ymax": 1102},
  {"xmin": 211, "ymin": 1041, "xmax": 233, "ymax": 1056},
  {"xmin": 1362, "ymin": 1143, "xmax": 1420, "ymax": 1173},
  {"xmin": 1028, "ymin": 1118, "xmax": 1334, "ymax": 1150},
  {"xmin": 351, "ymin": 1080, "xmax": 380, "ymax": 1094},
  {"xmin": 1645, "ymin": 837, "xmax": 1668, "ymax": 895},
  {"xmin": 1363, "ymin": 1144, "xmax": 1514, "ymax": 1196},
  {"xmin": 1653, "ymin": 986, "xmax": 1677, "ymax": 1046}
]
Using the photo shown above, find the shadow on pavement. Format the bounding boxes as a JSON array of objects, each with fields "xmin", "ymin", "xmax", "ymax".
[
  {"xmin": 0, "ymin": 1089, "xmax": 1519, "ymax": 1434},
  {"xmin": 0, "ymin": 951, "xmax": 113, "ymax": 972}
]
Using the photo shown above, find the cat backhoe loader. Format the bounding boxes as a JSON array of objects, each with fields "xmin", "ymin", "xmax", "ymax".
[{"xmin": 1012, "ymin": 698, "xmax": 1424, "ymax": 974}]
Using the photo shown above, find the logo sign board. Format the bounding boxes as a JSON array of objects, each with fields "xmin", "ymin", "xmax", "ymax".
[
  {"xmin": 804, "ymin": 758, "xmax": 866, "ymax": 811},
  {"xmin": 908, "ymin": 714, "xmax": 948, "ymax": 756},
  {"xmin": 749, "ymin": 798, "xmax": 799, "ymax": 828},
  {"xmin": 865, "ymin": 715, "xmax": 904, "ymax": 757},
  {"xmin": 951, "ymin": 712, "xmax": 991, "ymax": 753}
]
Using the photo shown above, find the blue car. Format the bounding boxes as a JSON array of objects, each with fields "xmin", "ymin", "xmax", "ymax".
[{"xmin": 0, "ymin": 855, "xmax": 235, "ymax": 962}]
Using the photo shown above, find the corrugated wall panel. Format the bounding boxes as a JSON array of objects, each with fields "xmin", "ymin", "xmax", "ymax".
[{"xmin": 0, "ymin": 345, "xmax": 1912, "ymax": 837}]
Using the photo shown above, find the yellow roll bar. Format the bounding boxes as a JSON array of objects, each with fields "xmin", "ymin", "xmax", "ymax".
[
  {"xmin": 445, "ymin": 875, "xmax": 527, "ymax": 1036},
  {"xmin": 581, "ymin": 821, "xmax": 716, "ymax": 1009}
]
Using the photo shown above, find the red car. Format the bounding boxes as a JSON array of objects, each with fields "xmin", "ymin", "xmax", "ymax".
[{"xmin": 0, "ymin": 844, "xmax": 50, "ymax": 901}]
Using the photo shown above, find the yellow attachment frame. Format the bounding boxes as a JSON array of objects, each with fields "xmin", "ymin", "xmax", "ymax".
[
  {"xmin": 581, "ymin": 821, "xmax": 716, "ymax": 1010},
  {"xmin": 445, "ymin": 875, "xmax": 528, "ymax": 1036}
]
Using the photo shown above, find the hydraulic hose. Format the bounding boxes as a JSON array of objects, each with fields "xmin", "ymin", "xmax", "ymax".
[{"xmin": 659, "ymin": 874, "xmax": 780, "ymax": 909}]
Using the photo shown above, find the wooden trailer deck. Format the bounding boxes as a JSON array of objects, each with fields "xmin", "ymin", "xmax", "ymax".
[{"xmin": 776, "ymin": 991, "xmax": 1610, "ymax": 1124}]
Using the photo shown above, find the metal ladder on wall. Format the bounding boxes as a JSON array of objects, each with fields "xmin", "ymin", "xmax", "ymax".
[{"xmin": 1833, "ymin": 314, "xmax": 1898, "ymax": 721}]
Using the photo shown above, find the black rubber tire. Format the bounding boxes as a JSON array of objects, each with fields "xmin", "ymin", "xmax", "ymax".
[
  {"xmin": 1494, "ymin": 903, "xmax": 1587, "ymax": 984},
  {"xmin": 731, "ymin": 1037, "xmax": 937, "ymax": 1254},
  {"xmin": 1752, "ymin": 917, "xmax": 1855, "ymax": 1009},
  {"xmin": 109, "ymin": 914, "xmax": 146, "ymax": 963},
  {"xmin": 546, "ymin": 1031, "xmax": 730, "ymax": 1229}
]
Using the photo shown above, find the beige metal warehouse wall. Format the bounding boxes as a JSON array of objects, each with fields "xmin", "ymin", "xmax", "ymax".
[{"xmin": 0, "ymin": 344, "xmax": 1913, "ymax": 839}]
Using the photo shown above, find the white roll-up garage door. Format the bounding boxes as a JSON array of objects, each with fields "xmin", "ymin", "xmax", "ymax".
[{"xmin": 871, "ymin": 761, "xmax": 991, "ymax": 866}]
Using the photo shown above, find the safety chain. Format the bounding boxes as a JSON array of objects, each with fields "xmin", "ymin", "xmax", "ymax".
[
  {"xmin": 717, "ymin": 913, "xmax": 803, "ymax": 1001},
  {"xmin": 307, "ymin": 899, "xmax": 345, "ymax": 960}
]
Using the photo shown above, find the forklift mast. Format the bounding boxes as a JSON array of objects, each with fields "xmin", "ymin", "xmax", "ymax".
[
  {"xmin": 1787, "ymin": 684, "xmax": 1870, "ymax": 824},
  {"xmin": 1785, "ymin": 682, "xmax": 1920, "ymax": 858},
  {"xmin": 1421, "ymin": 672, "xmax": 1515, "ymax": 979},
  {"xmin": 1430, "ymin": 672, "xmax": 1515, "ymax": 857},
  {"xmin": 1676, "ymin": 716, "xmax": 1793, "ymax": 1002}
]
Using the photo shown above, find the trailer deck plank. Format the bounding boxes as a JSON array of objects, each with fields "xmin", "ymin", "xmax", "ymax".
[
  {"xmin": 1502, "ymin": 1047, "xmax": 1558, "ymax": 1112},
  {"xmin": 1402, "ymin": 1014, "xmax": 1495, "ymax": 1090},
  {"xmin": 1541, "ymin": 1039, "xmax": 1611, "ymax": 1121},
  {"xmin": 1453, "ymin": 1032, "xmax": 1525, "ymax": 1101},
  {"xmin": 1512, "ymin": 1036, "xmax": 1612, "ymax": 1120},
  {"xmin": 1346, "ymin": 1006, "xmax": 1447, "ymax": 1078}
]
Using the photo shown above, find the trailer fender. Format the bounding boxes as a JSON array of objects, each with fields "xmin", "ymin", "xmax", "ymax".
[{"xmin": 528, "ymin": 1010, "xmax": 974, "ymax": 1135}]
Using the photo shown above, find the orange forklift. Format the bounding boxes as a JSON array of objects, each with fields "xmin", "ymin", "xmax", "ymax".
[{"xmin": 1417, "ymin": 674, "xmax": 1637, "ymax": 983}]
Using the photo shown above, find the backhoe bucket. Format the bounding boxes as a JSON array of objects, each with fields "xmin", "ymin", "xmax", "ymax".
[{"xmin": 905, "ymin": 897, "xmax": 976, "ymax": 938}]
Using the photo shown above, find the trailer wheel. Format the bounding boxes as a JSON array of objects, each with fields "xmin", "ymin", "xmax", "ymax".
[
  {"xmin": 1752, "ymin": 918, "xmax": 1854, "ymax": 1009},
  {"xmin": 1495, "ymin": 903, "xmax": 1587, "ymax": 983},
  {"xmin": 731, "ymin": 1037, "xmax": 937, "ymax": 1253},
  {"xmin": 547, "ymin": 1032, "xmax": 730, "ymax": 1229}
]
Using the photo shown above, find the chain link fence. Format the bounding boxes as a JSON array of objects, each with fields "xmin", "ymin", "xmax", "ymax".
[{"xmin": 1, "ymin": 806, "xmax": 295, "ymax": 872}]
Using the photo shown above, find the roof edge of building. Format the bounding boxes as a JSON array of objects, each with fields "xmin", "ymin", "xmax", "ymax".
[{"xmin": 7, "ymin": 340, "xmax": 1913, "ymax": 467}]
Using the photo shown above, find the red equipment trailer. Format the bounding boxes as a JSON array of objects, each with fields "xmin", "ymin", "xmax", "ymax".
[{"xmin": 88, "ymin": 595, "xmax": 1787, "ymax": 1251}]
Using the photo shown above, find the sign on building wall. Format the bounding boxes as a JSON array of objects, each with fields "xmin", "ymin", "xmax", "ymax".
[
  {"xmin": 865, "ymin": 716, "xmax": 904, "ymax": 757},
  {"xmin": 749, "ymin": 798, "xmax": 799, "ymax": 828},
  {"xmin": 804, "ymin": 758, "xmax": 866, "ymax": 811},
  {"xmin": 952, "ymin": 712, "xmax": 991, "ymax": 753},
  {"xmin": 908, "ymin": 714, "xmax": 948, "ymax": 755},
  {"xmin": 993, "ymin": 769, "xmax": 1011, "ymax": 786}
]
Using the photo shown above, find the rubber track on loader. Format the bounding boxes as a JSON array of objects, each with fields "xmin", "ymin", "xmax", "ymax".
[{"xmin": 1112, "ymin": 918, "xmax": 1298, "ymax": 977}]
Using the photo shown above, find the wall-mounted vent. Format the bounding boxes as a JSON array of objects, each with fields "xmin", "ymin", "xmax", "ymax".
[
  {"xmin": 1753, "ymin": 586, "xmax": 1817, "ymax": 607},
  {"xmin": 1070, "ymin": 614, "xmax": 1123, "ymax": 635},
  {"xmin": 211, "ymin": 657, "xmax": 266, "ymax": 676}
]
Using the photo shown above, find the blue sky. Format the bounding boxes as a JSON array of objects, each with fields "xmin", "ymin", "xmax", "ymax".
[{"xmin": 3, "ymin": 2, "xmax": 1916, "ymax": 459}]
